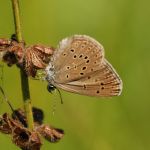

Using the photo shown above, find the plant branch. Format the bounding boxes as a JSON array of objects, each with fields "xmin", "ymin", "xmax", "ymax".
[{"xmin": 11, "ymin": 0, "xmax": 34, "ymax": 130}]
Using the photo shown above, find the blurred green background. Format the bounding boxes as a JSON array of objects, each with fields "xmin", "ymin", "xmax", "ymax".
[{"xmin": 0, "ymin": 0, "xmax": 150, "ymax": 150}]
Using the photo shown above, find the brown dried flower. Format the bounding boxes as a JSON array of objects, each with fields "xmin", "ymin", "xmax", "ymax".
[
  {"xmin": 0, "ymin": 113, "xmax": 42, "ymax": 150},
  {"xmin": 0, "ymin": 108, "xmax": 64, "ymax": 149},
  {"xmin": 12, "ymin": 108, "xmax": 64, "ymax": 143},
  {"xmin": 36, "ymin": 124, "xmax": 64, "ymax": 143},
  {"xmin": 0, "ymin": 38, "xmax": 54, "ymax": 77}
]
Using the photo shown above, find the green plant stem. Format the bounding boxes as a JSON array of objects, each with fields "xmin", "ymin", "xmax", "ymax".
[{"xmin": 11, "ymin": 0, "xmax": 34, "ymax": 130}]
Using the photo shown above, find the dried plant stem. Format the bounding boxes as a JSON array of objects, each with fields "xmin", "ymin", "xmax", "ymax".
[{"xmin": 11, "ymin": 0, "xmax": 34, "ymax": 130}]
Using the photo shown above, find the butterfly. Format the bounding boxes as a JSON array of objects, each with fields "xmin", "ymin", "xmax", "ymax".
[{"xmin": 45, "ymin": 35, "xmax": 122, "ymax": 97}]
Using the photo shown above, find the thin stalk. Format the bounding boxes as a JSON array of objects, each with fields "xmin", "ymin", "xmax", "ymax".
[{"xmin": 11, "ymin": 0, "xmax": 34, "ymax": 130}]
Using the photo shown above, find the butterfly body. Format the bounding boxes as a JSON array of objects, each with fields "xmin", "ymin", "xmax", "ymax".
[{"xmin": 46, "ymin": 35, "xmax": 122, "ymax": 97}]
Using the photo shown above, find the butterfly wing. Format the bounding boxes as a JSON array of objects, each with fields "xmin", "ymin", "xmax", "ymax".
[
  {"xmin": 51, "ymin": 35, "xmax": 104, "ymax": 83},
  {"xmin": 47, "ymin": 35, "xmax": 122, "ymax": 97},
  {"xmin": 54, "ymin": 59, "xmax": 122, "ymax": 97}
]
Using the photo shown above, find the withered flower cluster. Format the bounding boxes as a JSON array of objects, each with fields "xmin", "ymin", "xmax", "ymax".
[
  {"xmin": 0, "ymin": 37, "xmax": 63, "ymax": 150},
  {"xmin": 0, "ymin": 37, "xmax": 54, "ymax": 77},
  {"xmin": 0, "ymin": 108, "xmax": 64, "ymax": 150}
]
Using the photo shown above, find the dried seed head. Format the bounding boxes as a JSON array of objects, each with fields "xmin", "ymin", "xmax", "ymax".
[
  {"xmin": 36, "ymin": 124, "xmax": 64, "ymax": 143},
  {"xmin": 0, "ymin": 113, "xmax": 42, "ymax": 150},
  {"xmin": 0, "ymin": 38, "xmax": 55, "ymax": 77}
]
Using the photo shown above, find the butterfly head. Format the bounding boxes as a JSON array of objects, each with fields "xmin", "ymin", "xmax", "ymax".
[{"xmin": 47, "ymin": 84, "xmax": 56, "ymax": 93}]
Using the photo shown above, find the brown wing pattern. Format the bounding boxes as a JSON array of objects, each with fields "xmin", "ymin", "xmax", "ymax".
[
  {"xmin": 54, "ymin": 59, "xmax": 122, "ymax": 97},
  {"xmin": 52, "ymin": 35, "xmax": 104, "ymax": 83}
]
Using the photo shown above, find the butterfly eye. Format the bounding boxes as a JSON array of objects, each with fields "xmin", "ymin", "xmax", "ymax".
[{"xmin": 47, "ymin": 84, "xmax": 55, "ymax": 93}]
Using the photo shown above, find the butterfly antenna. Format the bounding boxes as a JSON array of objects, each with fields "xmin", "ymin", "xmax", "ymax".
[
  {"xmin": 52, "ymin": 94, "xmax": 56, "ymax": 115},
  {"xmin": 56, "ymin": 87, "xmax": 63, "ymax": 104},
  {"xmin": 51, "ymin": 88, "xmax": 63, "ymax": 115},
  {"xmin": 0, "ymin": 86, "xmax": 15, "ymax": 112}
]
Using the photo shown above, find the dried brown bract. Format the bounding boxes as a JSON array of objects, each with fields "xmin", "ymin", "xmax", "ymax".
[
  {"xmin": 0, "ymin": 38, "xmax": 54, "ymax": 77},
  {"xmin": 25, "ymin": 44, "xmax": 54, "ymax": 77},
  {"xmin": 0, "ymin": 108, "xmax": 64, "ymax": 149},
  {"xmin": 12, "ymin": 107, "xmax": 44, "ymax": 127},
  {"xmin": 12, "ymin": 126, "xmax": 41, "ymax": 150},
  {"xmin": 12, "ymin": 108, "xmax": 64, "ymax": 143},
  {"xmin": 36, "ymin": 124, "xmax": 64, "ymax": 143},
  {"xmin": 0, "ymin": 113, "xmax": 42, "ymax": 150},
  {"xmin": 0, "ymin": 113, "xmax": 12, "ymax": 134},
  {"xmin": 0, "ymin": 39, "xmax": 24, "ymax": 66},
  {"xmin": 0, "ymin": 38, "xmax": 11, "ymax": 51}
]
